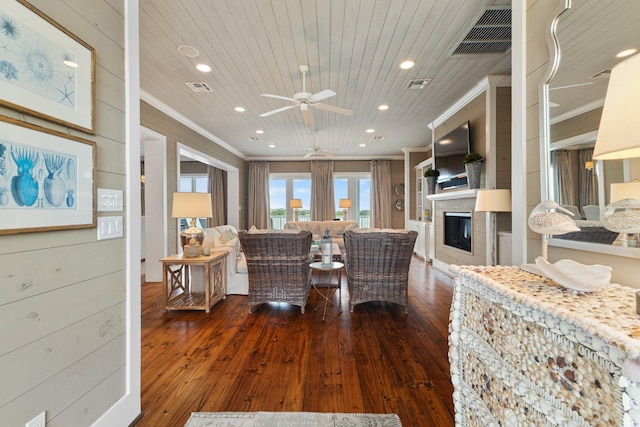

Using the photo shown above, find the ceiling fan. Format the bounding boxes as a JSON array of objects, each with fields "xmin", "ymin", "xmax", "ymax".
[
  {"xmin": 260, "ymin": 65, "xmax": 354, "ymax": 127},
  {"xmin": 304, "ymin": 145, "xmax": 336, "ymax": 158}
]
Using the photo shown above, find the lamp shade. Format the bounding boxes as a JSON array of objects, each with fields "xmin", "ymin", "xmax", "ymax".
[
  {"xmin": 289, "ymin": 198, "xmax": 303, "ymax": 209},
  {"xmin": 593, "ymin": 53, "xmax": 640, "ymax": 160},
  {"xmin": 610, "ymin": 181, "xmax": 640, "ymax": 202},
  {"xmin": 339, "ymin": 198, "xmax": 352, "ymax": 209},
  {"xmin": 474, "ymin": 189, "xmax": 512, "ymax": 212},
  {"xmin": 171, "ymin": 192, "xmax": 212, "ymax": 218}
]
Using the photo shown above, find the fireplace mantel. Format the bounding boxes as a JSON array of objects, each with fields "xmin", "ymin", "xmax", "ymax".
[{"xmin": 427, "ymin": 189, "xmax": 478, "ymax": 201}]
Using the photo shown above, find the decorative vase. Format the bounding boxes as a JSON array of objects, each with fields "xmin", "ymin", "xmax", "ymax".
[
  {"xmin": 425, "ymin": 176, "xmax": 437, "ymax": 195},
  {"xmin": 465, "ymin": 161, "xmax": 482, "ymax": 189}
]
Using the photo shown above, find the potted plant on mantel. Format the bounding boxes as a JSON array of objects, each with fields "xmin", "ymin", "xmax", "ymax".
[
  {"xmin": 463, "ymin": 152, "xmax": 484, "ymax": 189},
  {"xmin": 423, "ymin": 167, "xmax": 440, "ymax": 195}
]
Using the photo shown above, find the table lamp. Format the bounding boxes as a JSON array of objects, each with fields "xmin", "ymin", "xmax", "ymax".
[
  {"xmin": 592, "ymin": 53, "xmax": 640, "ymax": 160},
  {"xmin": 290, "ymin": 198, "xmax": 302, "ymax": 221},
  {"xmin": 474, "ymin": 189, "xmax": 511, "ymax": 265},
  {"xmin": 601, "ymin": 181, "xmax": 640, "ymax": 247},
  {"xmin": 172, "ymin": 192, "xmax": 212, "ymax": 257},
  {"xmin": 339, "ymin": 198, "xmax": 351, "ymax": 220}
]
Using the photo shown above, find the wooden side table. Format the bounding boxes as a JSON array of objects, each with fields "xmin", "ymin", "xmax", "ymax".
[{"xmin": 160, "ymin": 252, "xmax": 226, "ymax": 313}]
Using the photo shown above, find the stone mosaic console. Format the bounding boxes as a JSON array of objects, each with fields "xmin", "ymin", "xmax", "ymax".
[{"xmin": 449, "ymin": 265, "xmax": 640, "ymax": 426}]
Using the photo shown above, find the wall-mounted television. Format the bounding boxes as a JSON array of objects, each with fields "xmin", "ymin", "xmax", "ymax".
[{"xmin": 433, "ymin": 121, "xmax": 471, "ymax": 187}]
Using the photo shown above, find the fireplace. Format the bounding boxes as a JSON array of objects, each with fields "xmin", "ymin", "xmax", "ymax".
[{"xmin": 444, "ymin": 212, "xmax": 472, "ymax": 252}]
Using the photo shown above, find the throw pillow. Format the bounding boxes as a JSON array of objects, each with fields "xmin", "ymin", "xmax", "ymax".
[{"xmin": 221, "ymin": 228, "xmax": 237, "ymax": 243}]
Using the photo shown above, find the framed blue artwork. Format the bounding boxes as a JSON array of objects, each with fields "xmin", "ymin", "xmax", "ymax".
[
  {"xmin": 0, "ymin": 115, "xmax": 96, "ymax": 234},
  {"xmin": 0, "ymin": 1, "xmax": 95, "ymax": 134}
]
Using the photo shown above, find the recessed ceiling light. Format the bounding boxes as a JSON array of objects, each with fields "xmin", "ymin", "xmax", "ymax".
[
  {"xmin": 359, "ymin": 143, "xmax": 367, "ymax": 147},
  {"xmin": 234, "ymin": 107, "xmax": 245, "ymax": 112},
  {"xmin": 400, "ymin": 60, "xmax": 415, "ymax": 70},
  {"xmin": 378, "ymin": 104, "xmax": 389, "ymax": 111},
  {"xmin": 178, "ymin": 45, "xmax": 200, "ymax": 57},
  {"xmin": 269, "ymin": 144, "xmax": 276, "ymax": 148},
  {"xmin": 366, "ymin": 129, "xmax": 375, "ymax": 133},
  {"xmin": 256, "ymin": 130, "xmax": 264, "ymax": 134},
  {"xmin": 196, "ymin": 63, "xmax": 211, "ymax": 72},
  {"xmin": 616, "ymin": 48, "xmax": 638, "ymax": 58}
]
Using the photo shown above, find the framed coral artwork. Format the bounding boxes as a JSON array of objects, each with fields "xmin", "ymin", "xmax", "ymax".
[
  {"xmin": 0, "ymin": 0, "xmax": 95, "ymax": 133},
  {"xmin": 0, "ymin": 115, "xmax": 96, "ymax": 234}
]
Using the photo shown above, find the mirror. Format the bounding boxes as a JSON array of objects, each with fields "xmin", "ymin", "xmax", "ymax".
[{"xmin": 540, "ymin": 0, "xmax": 640, "ymax": 246}]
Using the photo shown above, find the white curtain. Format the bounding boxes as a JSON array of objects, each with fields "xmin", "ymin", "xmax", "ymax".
[
  {"xmin": 370, "ymin": 160, "xmax": 392, "ymax": 228},
  {"xmin": 248, "ymin": 161, "xmax": 270, "ymax": 229},
  {"xmin": 207, "ymin": 166, "xmax": 226, "ymax": 227},
  {"xmin": 310, "ymin": 161, "xmax": 335, "ymax": 220}
]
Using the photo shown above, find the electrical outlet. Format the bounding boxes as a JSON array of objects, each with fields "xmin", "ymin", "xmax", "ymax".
[{"xmin": 26, "ymin": 411, "xmax": 46, "ymax": 427}]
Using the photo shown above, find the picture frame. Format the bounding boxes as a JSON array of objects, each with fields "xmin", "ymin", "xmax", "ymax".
[
  {"xmin": 0, "ymin": 0, "xmax": 96, "ymax": 134},
  {"xmin": 0, "ymin": 115, "xmax": 96, "ymax": 234}
]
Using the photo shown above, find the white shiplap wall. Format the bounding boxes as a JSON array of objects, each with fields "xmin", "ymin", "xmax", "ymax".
[{"xmin": 0, "ymin": 1, "xmax": 128, "ymax": 425}]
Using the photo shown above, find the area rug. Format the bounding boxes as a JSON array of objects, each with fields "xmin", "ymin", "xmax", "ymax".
[{"xmin": 184, "ymin": 411, "xmax": 402, "ymax": 427}]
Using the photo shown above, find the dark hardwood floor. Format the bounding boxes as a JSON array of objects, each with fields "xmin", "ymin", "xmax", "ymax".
[{"xmin": 136, "ymin": 256, "xmax": 455, "ymax": 427}]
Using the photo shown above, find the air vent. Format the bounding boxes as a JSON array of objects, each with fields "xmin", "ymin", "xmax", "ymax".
[
  {"xmin": 449, "ymin": 7, "xmax": 511, "ymax": 56},
  {"xmin": 405, "ymin": 78, "xmax": 431, "ymax": 90},
  {"xmin": 372, "ymin": 136, "xmax": 384, "ymax": 141},
  {"xmin": 248, "ymin": 137, "xmax": 260, "ymax": 141},
  {"xmin": 185, "ymin": 82, "xmax": 213, "ymax": 92}
]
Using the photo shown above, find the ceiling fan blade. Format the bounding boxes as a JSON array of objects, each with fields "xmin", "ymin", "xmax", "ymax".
[
  {"xmin": 309, "ymin": 89, "xmax": 336, "ymax": 102},
  {"xmin": 302, "ymin": 108, "xmax": 315, "ymax": 127},
  {"xmin": 259, "ymin": 104, "xmax": 297, "ymax": 117},
  {"xmin": 314, "ymin": 103, "xmax": 354, "ymax": 116},
  {"xmin": 318, "ymin": 151, "xmax": 336, "ymax": 158},
  {"xmin": 549, "ymin": 82, "xmax": 594, "ymax": 91},
  {"xmin": 261, "ymin": 93, "xmax": 298, "ymax": 102}
]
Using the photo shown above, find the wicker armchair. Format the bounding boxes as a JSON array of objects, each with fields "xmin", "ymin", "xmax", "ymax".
[
  {"xmin": 344, "ymin": 229, "xmax": 418, "ymax": 314},
  {"xmin": 238, "ymin": 230, "xmax": 313, "ymax": 314}
]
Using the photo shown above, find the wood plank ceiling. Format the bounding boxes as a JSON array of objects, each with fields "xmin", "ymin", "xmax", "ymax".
[{"xmin": 139, "ymin": 0, "xmax": 512, "ymax": 160}]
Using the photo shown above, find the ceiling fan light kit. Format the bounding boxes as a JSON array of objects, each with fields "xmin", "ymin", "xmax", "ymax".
[{"xmin": 260, "ymin": 64, "xmax": 354, "ymax": 127}]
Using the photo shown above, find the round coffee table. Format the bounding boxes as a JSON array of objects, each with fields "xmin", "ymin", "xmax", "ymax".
[{"xmin": 309, "ymin": 261, "xmax": 343, "ymax": 321}]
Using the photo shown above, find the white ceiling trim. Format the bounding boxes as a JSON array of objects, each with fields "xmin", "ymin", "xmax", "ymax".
[
  {"xmin": 140, "ymin": 89, "xmax": 247, "ymax": 160},
  {"xmin": 549, "ymin": 98, "xmax": 605, "ymax": 125},
  {"xmin": 429, "ymin": 75, "xmax": 511, "ymax": 130}
]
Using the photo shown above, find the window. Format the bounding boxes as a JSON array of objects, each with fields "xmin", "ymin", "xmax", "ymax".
[
  {"xmin": 178, "ymin": 174, "xmax": 208, "ymax": 231},
  {"xmin": 179, "ymin": 175, "xmax": 208, "ymax": 192},
  {"xmin": 269, "ymin": 174, "xmax": 311, "ymax": 229},
  {"xmin": 334, "ymin": 173, "xmax": 370, "ymax": 227},
  {"xmin": 269, "ymin": 172, "xmax": 370, "ymax": 229}
]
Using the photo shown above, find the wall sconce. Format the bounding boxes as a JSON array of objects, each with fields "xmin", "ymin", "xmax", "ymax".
[
  {"xmin": 172, "ymin": 192, "xmax": 212, "ymax": 257},
  {"xmin": 474, "ymin": 189, "xmax": 511, "ymax": 265},
  {"xmin": 290, "ymin": 198, "xmax": 302, "ymax": 221},
  {"xmin": 585, "ymin": 160, "xmax": 594, "ymax": 171},
  {"xmin": 593, "ymin": 53, "xmax": 640, "ymax": 160},
  {"xmin": 339, "ymin": 198, "xmax": 351, "ymax": 221}
]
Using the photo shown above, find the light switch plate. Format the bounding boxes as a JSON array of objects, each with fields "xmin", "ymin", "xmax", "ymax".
[
  {"xmin": 97, "ymin": 188, "xmax": 123, "ymax": 212},
  {"xmin": 97, "ymin": 216, "xmax": 123, "ymax": 240}
]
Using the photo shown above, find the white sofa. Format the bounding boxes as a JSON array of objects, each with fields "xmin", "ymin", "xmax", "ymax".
[
  {"xmin": 283, "ymin": 220, "xmax": 358, "ymax": 253},
  {"xmin": 192, "ymin": 225, "xmax": 249, "ymax": 295}
]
